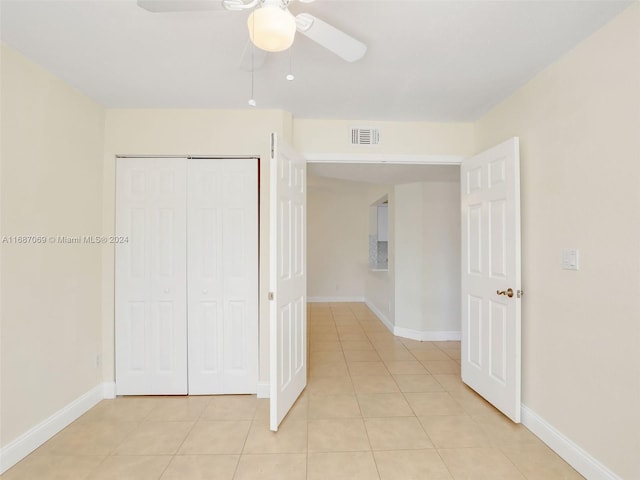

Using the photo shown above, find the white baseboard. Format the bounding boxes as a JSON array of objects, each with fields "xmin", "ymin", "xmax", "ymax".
[
  {"xmin": 393, "ymin": 326, "xmax": 462, "ymax": 342},
  {"xmin": 307, "ymin": 296, "xmax": 365, "ymax": 303},
  {"xmin": 521, "ymin": 404, "xmax": 622, "ymax": 480},
  {"xmin": 364, "ymin": 300, "xmax": 394, "ymax": 334},
  {"xmin": 0, "ymin": 383, "xmax": 105, "ymax": 474},
  {"xmin": 103, "ymin": 381, "xmax": 116, "ymax": 399},
  {"xmin": 257, "ymin": 382, "xmax": 270, "ymax": 399}
]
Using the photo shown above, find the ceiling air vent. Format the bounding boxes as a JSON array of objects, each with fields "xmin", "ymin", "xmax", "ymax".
[{"xmin": 351, "ymin": 127, "xmax": 380, "ymax": 146}]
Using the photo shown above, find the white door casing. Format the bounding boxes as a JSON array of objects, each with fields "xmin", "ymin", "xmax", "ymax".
[
  {"xmin": 461, "ymin": 138, "xmax": 522, "ymax": 423},
  {"xmin": 269, "ymin": 134, "xmax": 307, "ymax": 431},
  {"xmin": 115, "ymin": 157, "xmax": 188, "ymax": 395},
  {"xmin": 187, "ymin": 158, "xmax": 258, "ymax": 394}
]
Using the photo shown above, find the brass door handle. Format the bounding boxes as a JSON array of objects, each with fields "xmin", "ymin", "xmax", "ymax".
[{"xmin": 497, "ymin": 288, "xmax": 514, "ymax": 298}]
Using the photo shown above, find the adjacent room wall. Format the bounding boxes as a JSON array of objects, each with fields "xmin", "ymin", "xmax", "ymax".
[
  {"xmin": 365, "ymin": 185, "xmax": 394, "ymax": 327},
  {"xmin": 307, "ymin": 176, "xmax": 370, "ymax": 301},
  {"xmin": 475, "ymin": 4, "xmax": 640, "ymax": 478},
  {"xmin": 394, "ymin": 181, "xmax": 460, "ymax": 337},
  {"xmin": 0, "ymin": 45, "xmax": 105, "ymax": 454},
  {"xmin": 421, "ymin": 181, "xmax": 460, "ymax": 333},
  {"xmin": 102, "ymin": 108, "xmax": 292, "ymax": 391}
]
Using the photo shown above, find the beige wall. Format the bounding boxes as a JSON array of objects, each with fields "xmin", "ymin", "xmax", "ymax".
[
  {"xmin": 394, "ymin": 181, "xmax": 460, "ymax": 334},
  {"xmin": 293, "ymin": 119, "xmax": 475, "ymax": 157},
  {"xmin": 0, "ymin": 45, "xmax": 105, "ymax": 447},
  {"xmin": 307, "ymin": 177, "xmax": 370, "ymax": 300},
  {"xmin": 475, "ymin": 4, "xmax": 640, "ymax": 478},
  {"xmin": 102, "ymin": 108, "xmax": 291, "ymax": 387}
]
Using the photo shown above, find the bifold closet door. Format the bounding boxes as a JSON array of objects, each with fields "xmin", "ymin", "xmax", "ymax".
[
  {"xmin": 187, "ymin": 158, "xmax": 258, "ymax": 394},
  {"xmin": 115, "ymin": 157, "xmax": 188, "ymax": 395}
]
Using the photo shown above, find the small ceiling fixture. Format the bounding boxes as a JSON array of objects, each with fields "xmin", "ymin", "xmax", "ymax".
[{"xmin": 248, "ymin": 1, "xmax": 296, "ymax": 52}]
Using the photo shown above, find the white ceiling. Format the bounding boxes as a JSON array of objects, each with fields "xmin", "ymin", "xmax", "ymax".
[{"xmin": 0, "ymin": 0, "xmax": 631, "ymax": 121}]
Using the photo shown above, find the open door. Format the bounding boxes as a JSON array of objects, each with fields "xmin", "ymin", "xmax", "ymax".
[
  {"xmin": 269, "ymin": 133, "xmax": 307, "ymax": 431},
  {"xmin": 461, "ymin": 138, "xmax": 522, "ymax": 423}
]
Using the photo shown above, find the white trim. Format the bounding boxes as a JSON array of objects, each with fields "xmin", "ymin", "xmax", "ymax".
[
  {"xmin": 304, "ymin": 153, "xmax": 463, "ymax": 165},
  {"xmin": 307, "ymin": 296, "xmax": 365, "ymax": 303},
  {"xmin": 257, "ymin": 382, "xmax": 270, "ymax": 399},
  {"xmin": 0, "ymin": 383, "xmax": 105, "ymax": 475},
  {"xmin": 393, "ymin": 326, "xmax": 462, "ymax": 342},
  {"xmin": 364, "ymin": 300, "xmax": 394, "ymax": 334},
  {"xmin": 521, "ymin": 404, "xmax": 622, "ymax": 480},
  {"xmin": 103, "ymin": 382, "xmax": 116, "ymax": 399}
]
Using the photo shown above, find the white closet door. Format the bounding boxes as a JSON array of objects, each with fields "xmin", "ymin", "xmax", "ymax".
[
  {"xmin": 187, "ymin": 158, "xmax": 258, "ymax": 394},
  {"xmin": 115, "ymin": 157, "xmax": 188, "ymax": 395}
]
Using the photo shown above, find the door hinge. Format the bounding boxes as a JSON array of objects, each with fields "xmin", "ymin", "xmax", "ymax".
[
  {"xmin": 268, "ymin": 292, "xmax": 274, "ymax": 301},
  {"xmin": 270, "ymin": 133, "xmax": 275, "ymax": 159}
]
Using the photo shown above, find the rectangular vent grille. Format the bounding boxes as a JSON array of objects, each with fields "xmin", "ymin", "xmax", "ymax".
[{"xmin": 351, "ymin": 128, "xmax": 380, "ymax": 146}]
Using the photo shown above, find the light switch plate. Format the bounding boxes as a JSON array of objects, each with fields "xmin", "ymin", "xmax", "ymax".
[{"xmin": 562, "ymin": 249, "xmax": 579, "ymax": 270}]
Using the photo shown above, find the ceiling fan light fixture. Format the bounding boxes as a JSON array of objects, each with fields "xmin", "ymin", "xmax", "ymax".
[{"xmin": 248, "ymin": 5, "xmax": 296, "ymax": 52}]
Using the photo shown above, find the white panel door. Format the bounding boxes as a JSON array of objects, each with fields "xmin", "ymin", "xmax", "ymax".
[
  {"xmin": 187, "ymin": 158, "xmax": 258, "ymax": 394},
  {"xmin": 269, "ymin": 134, "xmax": 307, "ymax": 431},
  {"xmin": 115, "ymin": 157, "xmax": 188, "ymax": 395},
  {"xmin": 461, "ymin": 138, "xmax": 522, "ymax": 422}
]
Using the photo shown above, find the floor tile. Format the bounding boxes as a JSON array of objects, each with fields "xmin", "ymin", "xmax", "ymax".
[
  {"xmin": 344, "ymin": 350, "xmax": 381, "ymax": 363},
  {"xmin": 420, "ymin": 360, "xmax": 460, "ymax": 375},
  {"xmin": 392, "ymin": 374, "xmax": 445, "ymax": 393},
  {"xmin": 310, "ymin": 360, "xmax": 350, "ymax": 378},
  {"xmin": 77, "ymin": 397, "xmax": 158, "ymax": 423},
  {"xmin": 419, "ymin": 415, "xmax": 488, "ymax": 448},
  {"xmin": 308, "ymin": 419, "xmax": 371, "ymax": 452},
  {"xmin": 499, "ymin": 444, "xmax": 585, "ymax": 480},
  {"xmin": 242, "ymin": 419, "xmax": 307, "ymax": 453},
  {"xmin": 411, "ymin": 349, "xmax": 451, "ymax": 361},
  {"xmin": 1, "ymin": 454, "xmax": 105, "ymax": 480},
  {"xmin": 472, "ymin": 413, "xmax": 541, "ymax": 447},
  {"xmin": 404, "ymin": 392, "xmax": 466, "ymax": 416},
  {"xmin": 307, "ymin": 376, "xmax": 354, "ymax": 396},
  {"xmin": 357, "ymin": 393, "xmax": 414, "ymax": 418},
  {"xmin": 340, "ymin": 340, "xmax": 375, "ymax": 351},
  {"xmin": 383, "ymin": 361, "xmax": 428, "ymax": 375},
  {"xmin": 374, "ymin": 449, "xmax": 453, "ymax": 480},
  {"xmin": 177, "ymin": 420, "xmax": 250, "ymax": 455},
  {"xmin": 308, "ymin": 394, "xmax": 361, "ymax": 418},
  {"xmin": 145, "ymin": 396, "xmax": 210, "ymax": 422},
  {"xmin": 86, "ymin": 455, "xmax": 171, "ymax": 480},
  {"xmin": 307, "ymin": 452, "xmax": 380, "ymax": 480},
  {"xmin": 200, "ymin": 395, "xmax": 257, "ymax": 420},
  {"xmin": 160, "ymin": 455, "xmax": 239, "ymax": 480},
  {"xmin": 348, "ymin": 361, "xmax": 390, "ymax": 376},
  {"xmin": 375, "ymin": 348, "xmax": 415, "ymax": 361},
  {"xmin": 233, "ymin": 454, "xmax": 306, "ymax": 480},
  {"xmin": 114, "ymin": 421, "xmax": 194, "ymax": 456},
  {"xmin": 365, "ymin": 417, "xmax": 433, "ymax": 450},
  {"xmin": 438, "ymin": 447, "xmax": 526, "ymax": 479},
  {"xmin": 41, "ymin": 420, "xmax": 139, "ymax": 456},
  {"xmin": 351, "ymin": 376, "xmax": 400, "ymax": 394}
]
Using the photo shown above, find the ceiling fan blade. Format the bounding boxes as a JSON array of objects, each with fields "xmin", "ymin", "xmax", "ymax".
[
  {"xmin": 295, "ymin": 13, "xmax": 366, "ymax": 62},
  {"xmin": 238, "ymin": 40, "xmax": 268, "ymax": 71},
  {"xmin": 136, "ymin": 0, "xmax": 226, "ymax": 13}
]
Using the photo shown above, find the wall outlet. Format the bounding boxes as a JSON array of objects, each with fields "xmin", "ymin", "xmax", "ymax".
[{"xmin": 94, "ymin": 354, "xmax": 102, "ymax": 368}]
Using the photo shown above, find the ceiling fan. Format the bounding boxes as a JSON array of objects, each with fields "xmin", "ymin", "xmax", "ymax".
[{"xmin": 136, "ymin": 0, "xmax": 367, "ymax": 62}]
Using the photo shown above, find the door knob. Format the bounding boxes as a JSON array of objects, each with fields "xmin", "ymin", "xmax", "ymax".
[{"xmin": 497, "ymin": 288, "xmax": 514, "ymax": 298}]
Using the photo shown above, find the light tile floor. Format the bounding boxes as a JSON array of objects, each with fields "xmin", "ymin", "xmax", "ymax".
[{"xmin": 2, "ymin": 302, "xmax": 584, "ymax": 479}]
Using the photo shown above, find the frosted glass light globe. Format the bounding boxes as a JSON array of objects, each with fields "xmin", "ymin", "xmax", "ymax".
[{"xmin": 248, "ymin": 5, "xmax": 296, "ymax": 52}]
